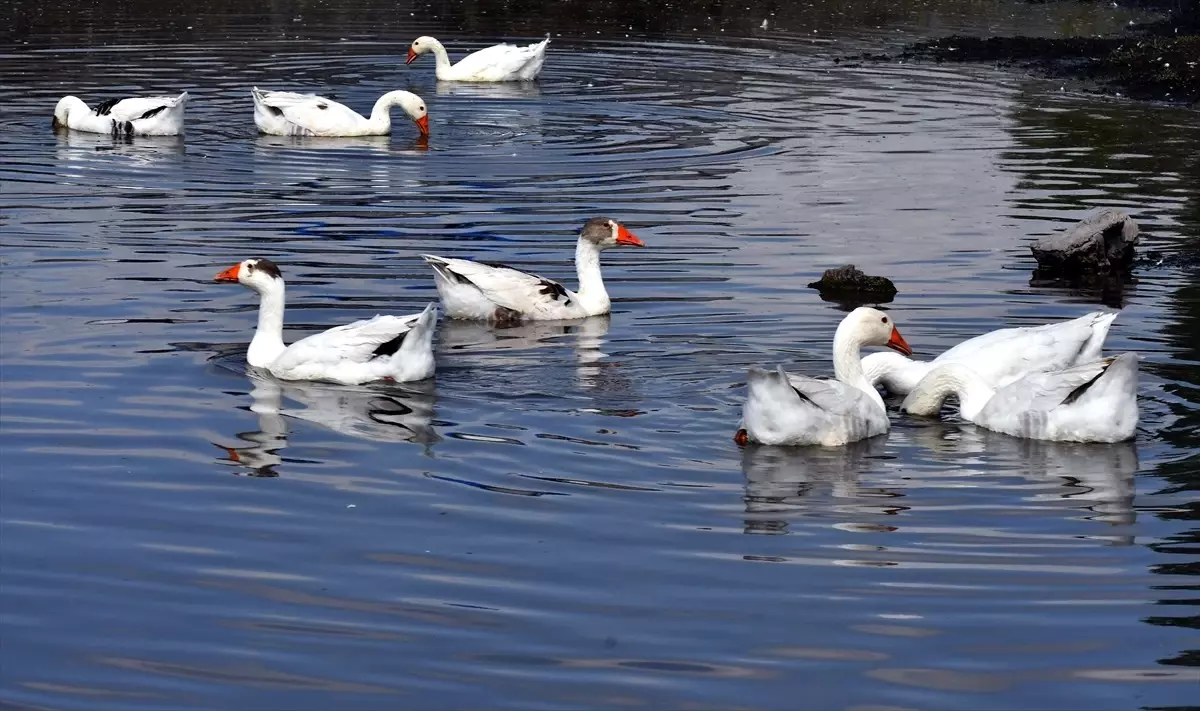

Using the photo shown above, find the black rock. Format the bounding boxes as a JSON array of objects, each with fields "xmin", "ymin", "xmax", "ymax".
[
  {"xmin": 1030, "ymin": 208, "xmax": 1139, "ymax": 283},
  {"xmin": 807, "ymin": 265, "xmax": 897, "ymax": 305}
]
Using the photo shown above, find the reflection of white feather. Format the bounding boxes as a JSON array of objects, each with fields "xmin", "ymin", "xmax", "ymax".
[
  {"xmin": 251, "ymin": 371, "xmax": 439, "ymax": 445},
  {"xmin": 907, "ymin": 424, "xmax": 1137, "ymax": 529},
  {"xmin": 216, "ymin": 373, "xmax": 439, "ymax": 477},
  {"xmin": 742, "ymin": 437, "xmax": 886, "ymax": 506}
]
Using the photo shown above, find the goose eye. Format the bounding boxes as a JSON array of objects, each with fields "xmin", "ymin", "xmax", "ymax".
[{"xmin": 881, "ymin": 316, "xmax": 888, "ymax": 323}]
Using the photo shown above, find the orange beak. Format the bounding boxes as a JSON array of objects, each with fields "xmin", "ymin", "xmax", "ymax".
[
  {"xmin": 415, "ymin": 114, "xmax": 429, "ymax": 136},
  {"xmin": 615, "ymin": 224, "xmax": 645, "ymax": 247},
  {"xmin": 734, "ymin": 428, "xmax": 749, "ymax": 446},
  {"xmin": 886, "ymin": 327, "xmax": 912, "ymax": 356},
  {"xmin": 214, "ymin": 264, "xmax": 241, "ymax": 282},
  {"xmin": 406, "ymin": 48, "xmax": 419, "ymax": 65}
]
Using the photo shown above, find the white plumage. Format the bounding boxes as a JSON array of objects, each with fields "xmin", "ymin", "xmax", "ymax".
[
  {"xmin": 52, "ymin": 92, "xmax": 188, "ymax": 136},
  {"xmin": 251, "ymin": 87, "xmax": 429, "ymax": 137},
  {"xmin": 215, "ymin": 258, "xmax": 437, "ymax": 385},
  {"xmin": 406, "ymin": 35, "xmax": 549, "ymax": 81},
  {"xmin": 861, "ymin": 311, "xmax": 1118, "ymax": 395},
  {"xmin": 902, "ymin": 353, "xmax": 1139, "ymax": 442},
  {"xmin": 423, "ymin": 217, "xmax": 645, "ymax": 322},
  {"xmin": 738, "ymin": 308, "xmax": 914, "ymax": 447}
]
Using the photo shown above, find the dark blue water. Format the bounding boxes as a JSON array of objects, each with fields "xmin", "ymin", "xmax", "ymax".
[{"xmin": 2, "ymin": 1, "xmax": 1198, "ymax": 708}]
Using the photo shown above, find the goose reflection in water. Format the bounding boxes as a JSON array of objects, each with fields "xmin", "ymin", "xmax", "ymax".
[
  {"xmin": 55, "ymin": 131, "xmax": 185, "ymax": 163},
  {"xmin": 434, "ymin": 81, "xmax": 543, "ymax": 100},
  {"xmin": 907, "ymin": 424, "xmax": 1138, "ymax": 531},
  {"xmin": 252, "ymin": 133, "xmax": 428, "ymax": 154},
  {"xmin": 439, "ymin": 315, "xmax": 628, "ymax": 391},
  {"xmin": 740, "ymin": 436, "xmax": 890, "ymax": 535},
  {"xmin": 741, "ymin": 425, "xmax": 1138, "ymax": 537},
  {"xmin": 215, "ymin": 370, "xmax": 438, "ymax": 477}
]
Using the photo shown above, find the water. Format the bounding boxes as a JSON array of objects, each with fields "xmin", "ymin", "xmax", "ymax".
[{"xmin": 2, "ymin": 1, "xmax": 1199, "ymax": 708}]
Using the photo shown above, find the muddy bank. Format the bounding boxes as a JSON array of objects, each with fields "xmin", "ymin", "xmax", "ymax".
[{"xmin": 894, "ymin": 4, "xmax": 1199, "ymax": 105}]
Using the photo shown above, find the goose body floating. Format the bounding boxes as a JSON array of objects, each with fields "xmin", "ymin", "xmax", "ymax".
[
  {"xmin": 737, "ymin": 308, "xmax": 914, "ymax": 447},
  {"xmin": 422, "ymin": 217, "xmax": 645, "ymax": 322},
  {"xmin": 215, "ymin": 258, "xmax": 437, "ymax": 384},
  {"xmin": 861, "ymin": 311, "xmax": 1118, "ymax": 395},
  {"xmin": 52, "ymin": 92, "xmax": 188, "ymax": 136},
  {"xmin": 901, "ymin": 353, "xmax": 1139, "ymax": 442},
  {"xmin": 406, "ymin": 35, "xmax": 549, "ymax": 82},
  {"xmin": 251, "ymin": 87, "xmax": 429, "ymax": 137}
]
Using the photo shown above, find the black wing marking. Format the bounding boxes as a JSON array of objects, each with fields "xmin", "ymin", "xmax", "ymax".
[
  {"xmin": 94, "ymin": 98, "xmax": 120, "ymax": 116},
  {"xmin": 371, "ymin": 331, "xmax": 408, "ymax": 358},
  {"xmin": 791, "ymin": 386, "xmax": 818, "ymax": 406},
  {"xmin": 316, "ymin": 103, "xmax": 328, "ymax": 110},
  {"xmin": 1061, "ymin": 362, "xmax": 1111, "ymax": 405},
  {"xmin": 537, "ymin": 278, "xmax": 570, "ymax": 303},
  {"xmin": 266, "ymin": 104, "xmax": 284, "ymax": 116},
  {"xmin": 138, "ymin": 105, "xmax": 168, "ymax": 120},
  {"xmin": 443, "ymin": 266, "xmax": 476, "ymax": 286}
]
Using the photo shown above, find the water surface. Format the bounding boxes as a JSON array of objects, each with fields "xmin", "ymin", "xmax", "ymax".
[{"xmin": 2, "ymin": 1, "xmax": 1198, "ymax": 709}]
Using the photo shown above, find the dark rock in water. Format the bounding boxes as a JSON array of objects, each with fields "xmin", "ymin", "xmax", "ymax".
[
  {"xmin": 808, "ymin": 265, "xmax": 897, "ymax": 305},
  {"xmin": 1030, "ymin": 208, "xmax": 1139, "ymax": 283}
]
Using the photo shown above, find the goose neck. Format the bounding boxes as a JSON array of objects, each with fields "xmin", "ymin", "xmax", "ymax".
[
  {"xmin": 573, "ymin": 238, "xmax": 610, "ymax": 315},
  {"xmin": 904, "ymin": 364, "xmax": 993, "ymax": 419},
  {"xmin": 247, "ymin": 280, "xmax": 287, "ymax": 367},
  {"xmin": 832, "ymin": 321, "xmax": 885, "ymax": 412}
]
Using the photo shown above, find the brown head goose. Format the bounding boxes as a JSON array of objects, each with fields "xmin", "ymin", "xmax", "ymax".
[{"xmin": 421, "ymin": 217, "xmax": 645, "ymax": 322}]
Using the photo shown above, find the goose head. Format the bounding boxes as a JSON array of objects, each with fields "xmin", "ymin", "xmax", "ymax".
[
  {"xmin": 580, "ymin": 217, "xmax": 645, "ymax": 250},
  {"xmin": 215, "ymin": 258, "xmax": 284, "ymax": 293},
  {"xmin": 52, "ymin": 96, "xmax": 87, "ymax": 130},
  {"xmin": 397, "ymin": 92, "xmax": 429, "ymax": 136},
  {"xmin": 406, "ymin": 36, "xmax": 437, "ymax": 64},
  {"xmin": 839, "ymin": 307, "xmax": 912, "ymax": 355}
]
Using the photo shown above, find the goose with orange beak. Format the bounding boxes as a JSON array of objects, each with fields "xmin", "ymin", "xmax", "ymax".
[
  {"xmin": 406, "ymin": 35, "xmax": 549, "ymax": 82},
  {"xmin": 251, "ymin": 87, "xmax": 429, "ymax": 138},
  {"xmin": 214, "ymin": 258, "xmax": 438, "ymax": 384},
  {"xmin": 421, "ymin": 217, "xmax": 645, "ymax": 322},
  {"xmin": 735, "ymin": 308, "xmax": 912, "ymax": 447}
]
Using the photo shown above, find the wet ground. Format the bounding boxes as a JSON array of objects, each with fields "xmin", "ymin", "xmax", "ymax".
[{"xmin": 2, "ymin": 0, "xmax": 1198, "ymax": 709}]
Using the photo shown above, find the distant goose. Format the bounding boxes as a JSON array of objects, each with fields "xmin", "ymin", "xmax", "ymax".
[
  {"xmin": 214, "ymin": 258, "xmax": 438, "ymax": 384},
  {"xmin": 251, "ymin": 87, "xmax": 429, "ymax": 137},
  {"xmin": 52, "ymin": 92, "xmax": 188, "ymax": 136},
  {"xmin": 406, "ymin": 35, "xmax": 549, "ymax": 81},
  {"xmin": 422, "ymin": 217, "xmax": 645, "ymax": 322}
]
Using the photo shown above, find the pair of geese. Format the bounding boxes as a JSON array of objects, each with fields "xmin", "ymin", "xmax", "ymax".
[
  {"xmin": 215, "ymin": 216, "xmax": 1137, "ymax": 447},
  {"xmin": 214, "ymin": 216, "xmax": 644, "ymax": 381},
  {"xmin": 50, "ymin": 35, "xmax": 549, "ymax": 138},
  {"xmin": 738, "ymin": 307, "xmax": 1138, "ymax": 446}
]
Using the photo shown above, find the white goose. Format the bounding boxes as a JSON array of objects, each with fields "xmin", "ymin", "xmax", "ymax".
[
  {"xmin": 901, "ymin": 353, "xmax": 1139, "ymax": 443},
  {"xmin": 406, "ymin": 35, "xmax": 549, "ymax": 81},
  {"xmin": 215, "ymin": 258, "xmax": 438, "ymax": 384},
  {"xmin": 251, "ymin": 87, "xmax": 429, "ymax": 137},
  {"xmin": 736, "ymin": 308, "xmax": 913, "ymax": 447},
  {"xmin": 52, "ymin": 92, "xmax": 188, "ymax": 136},
  {"xmin": 422, "ymin": 217, "xmax": 645, "ymax": 322},
  {"xmin": 862, "ymin": 311, "xmax": 1117, "ymax": 395}
]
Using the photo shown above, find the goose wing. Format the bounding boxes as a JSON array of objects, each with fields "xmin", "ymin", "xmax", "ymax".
[
  {"xmin": 423, "ymin": 254, "xmax": 573, "ymax": 313},
  {"xmin": 275, "ymin": 314, "xmax": 421, "ymax": 370},
  {"xmin": 101, "ymin": 93, "xmax": 186, "ymax": 121},
  {"xmin": 252, "ymin": 88, "xmax": 365, "ymax": 134},
  {"xmin": 453, "ymin": 38, "xmax": 548, "ymax": 79},
  {"xmin": 935, "ymin": 311, "xmax": 1117, "ymax": 385},
  {"xmin": 986, "ymin": 358, "xmax": 1113, "ymax": 413}
]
